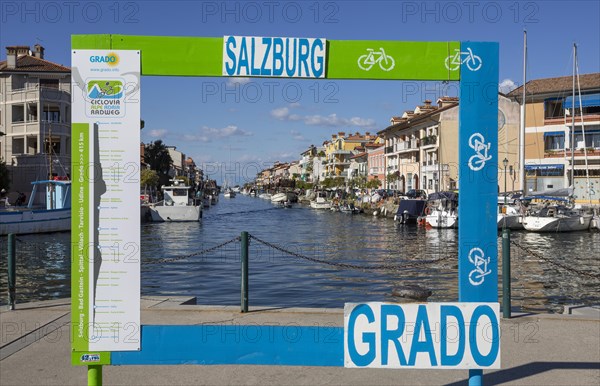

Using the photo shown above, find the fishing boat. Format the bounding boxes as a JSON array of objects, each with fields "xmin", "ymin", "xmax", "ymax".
[
  {"xmin": 1, "ymin": 179, "xmax": 71, "ymax": 235},
  {"xmin": 148, "ymin": 180, "xmax": 202, "ymax": 222},
  {"xmin": 424, "ymin": 191, "xmax": 458, "ymax": 228},
  {"xmin": 310, "ymin": 191, "xmax": 332, "ymax": 209}
]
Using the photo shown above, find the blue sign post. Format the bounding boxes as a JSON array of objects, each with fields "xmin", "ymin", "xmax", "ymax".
[{"xmin": 458, "ymin": 42, "xmax": 499, "ymax": 385}]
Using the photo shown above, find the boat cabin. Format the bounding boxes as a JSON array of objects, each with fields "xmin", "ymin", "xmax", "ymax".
[{"xmin": 162, "ymin": 180, "xmax": 191, "ymax": 206}]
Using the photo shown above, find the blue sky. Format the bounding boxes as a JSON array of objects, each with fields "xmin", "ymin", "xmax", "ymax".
[{"xmin": 2, "ymin": 0, "xmax": 599, "ymax": 184}]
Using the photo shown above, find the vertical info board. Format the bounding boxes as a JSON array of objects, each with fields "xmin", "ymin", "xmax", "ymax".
[
  {"xmin": 457, "ymin": 42, "xmax": 499, "ymax": 302},
  {"xmin": 344, "ymin": 303, "xmax": 500, "ymax": 369},
  {"xmin": 71, "ymin": 50, "xmax": 141, "ymax": 358}
]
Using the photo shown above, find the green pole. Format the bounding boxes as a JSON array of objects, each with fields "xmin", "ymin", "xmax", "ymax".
[
  {"xmin": 502, "ymin": 228, "xmax": 511, "ymax": 318},
  {"xmin": 87, "ymin": 365, "xmax": 102, "ymax": 386},
  {"xmin": 8, "ymin": 233, "xmax": 16, "ymax": 310},
  {"xmin": 241, "ymin": 231, "xmax": 249, "ymax": 313}
]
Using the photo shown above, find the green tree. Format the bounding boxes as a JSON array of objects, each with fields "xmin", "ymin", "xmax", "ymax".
[
  {"xmin": 366, "ymin": 178, "xmax": 382, "ymax": 190},
  {"xmin": 140, "ymin": 168, "xmax": 159, "ymax": 188},
  {"xmin": 175, "ymin": 175, "xmax": 191, "ymax": 186},
  {"xmin": 144, "ymin": 140, "xmax": 173, "ymax": 175},
  {"xmin": 0, "ymin": 161, "xmax": 10, "ymax": 191}
]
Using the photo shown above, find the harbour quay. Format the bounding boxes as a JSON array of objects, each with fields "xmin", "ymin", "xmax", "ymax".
[{"xmin": 1, "ymin": 297, "xmax": 599, "ymax": 385}]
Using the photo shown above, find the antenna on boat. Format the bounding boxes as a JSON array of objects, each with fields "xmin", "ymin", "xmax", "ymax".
[{"xmin": 569, "ymin": 43, "xmax": 576, "ymax": 189}]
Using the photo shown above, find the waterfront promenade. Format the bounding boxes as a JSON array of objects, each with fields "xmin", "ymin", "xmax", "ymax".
[{"xmin": 1, "ymin": 297, "xmax": 599, "ymax": 385}]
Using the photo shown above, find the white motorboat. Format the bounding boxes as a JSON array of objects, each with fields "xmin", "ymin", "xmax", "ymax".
[
  {"xmin": 258, "ymin": 192, "xmax": 272, "ymax": 200},
  {"xmin": 522, "ymin": 204, "xmax": 592, "ymax": 232},
  {"xmin": 310, "ymin": 192, "xmax": 332, "ymax": 209},
  {"xmin": 1, "ymin": 179, "xmax": 71, "ymax": 235},
  {"xmin": 425, "ymin": 191, "xmax": 458, "ymax": 228},
  {"xmin": 271, "ymin": 192, "xmax": 288, "ymax": 203},
  {"xmin": 223, "ymin": 188, "xmax": 236, "ymax": 198},
  {"xmin": 149, "ymin": 180, "xmax": 201, "ymax": 222}
]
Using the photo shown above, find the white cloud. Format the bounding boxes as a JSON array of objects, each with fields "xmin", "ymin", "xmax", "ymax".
[
  {"xmin": 270, "ymin": 107, "xmax": 290, "ymax": 119},
  {"xmin": 499, "ymin": 78, "xmax": 517, "ymax": 94},
  {"xmin": 270, "ymin": 107, "xmax": 377, "ymax": 129},
  {"xmin": 226, "ymin": 77, "xmax": 251, "ymax": 87},
  {"xmin": 290, "ymin": 130, "xmax": 306, "ymax": 141},
  {"xmin": 147, "ymin": 129, "xmax": 168, "ymax": 138},
  {"xmin": 182, "ymin": 125, "xmax": 252, "ymax": 143}
]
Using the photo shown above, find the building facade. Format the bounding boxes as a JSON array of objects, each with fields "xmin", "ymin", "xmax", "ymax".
[
  {"xmin": 508, "ymin": 73, "xmax": 600, "ymax": 203},
  {"xmin": 0, "ymin": 45, "xmax": 71, "ymax": 196},
  {"xmin": 379, "ymin": 96, "xmax": 520, "ymax": 195}
]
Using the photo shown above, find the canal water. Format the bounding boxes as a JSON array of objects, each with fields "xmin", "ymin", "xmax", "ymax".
[{"xmin": 1, "ymin": 195, "xmax": 599, "ymax": 313}]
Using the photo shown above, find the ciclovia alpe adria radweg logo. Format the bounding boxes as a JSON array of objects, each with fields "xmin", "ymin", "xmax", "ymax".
[{"xmin": 86, "ymin": 80, "xmax": 124, "ymax": 117}]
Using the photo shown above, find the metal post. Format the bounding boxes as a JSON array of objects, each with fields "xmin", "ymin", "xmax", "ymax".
[
  {"xmin": 241, "ymin": 231, "xmax": 249, "ymax": 313},
  {"xmin": 469, "ymin": 369, "xmax": 483, "ymax": 386},
  {"xmin": 7, "ymin": 233, "xmax": 16, "ymax": 310},
  {"xmin": 87, "ymin": 365, "xmax": 102, "ymax": 386},
  {"xmin": 502, "ymin": 228, "xmax": 512, "ymax": 318}
]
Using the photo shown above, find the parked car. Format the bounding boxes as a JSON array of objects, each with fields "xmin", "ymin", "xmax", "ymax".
[{"xmin": 405, "ymin": 189, "xmax": 427, "ymax": 199}]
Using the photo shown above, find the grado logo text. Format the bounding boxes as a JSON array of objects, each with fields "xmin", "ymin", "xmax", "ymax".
[{"xmin": 89, "ymin": 52, "xmax": 120, "ymax": 67}]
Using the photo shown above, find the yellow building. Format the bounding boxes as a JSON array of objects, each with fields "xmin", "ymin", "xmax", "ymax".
[
  {"xmin": 507, "ymin": 73, "xmax": 600, "ymax": 202},
  {"xmin": 322, "ymin": 132, "xmax": 376, "ymax": 179}
]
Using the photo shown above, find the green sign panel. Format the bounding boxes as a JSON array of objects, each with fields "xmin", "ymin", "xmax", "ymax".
[
  {"xmin": 72, "ymin": 35, "xmax": 459, "ymax": 81},
  {"xmin": 327, "ymin": 40, "xmax": 460, "ymax": 80}
]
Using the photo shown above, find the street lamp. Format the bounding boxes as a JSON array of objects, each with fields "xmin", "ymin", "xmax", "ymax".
[{"xmin": 503, "ymin": 158, "xmax": 509, "ymax": 206}]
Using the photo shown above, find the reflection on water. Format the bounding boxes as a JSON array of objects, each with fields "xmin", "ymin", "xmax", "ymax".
[{"xmin": 1, "ymin": 195, "xmax": 598, "ymax": 312}]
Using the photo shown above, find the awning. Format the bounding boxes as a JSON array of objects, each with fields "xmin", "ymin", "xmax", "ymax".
[
  {"xmin": 524, "ymin": 164, "xmax": 564, "ymax": 171},
  {"xmin": 543, "ymin": 131, "xmax": 564, "ymax": 137},
  {"xmin": 564, "ymin": 93, "xmax": 600, "ymax": 108}
]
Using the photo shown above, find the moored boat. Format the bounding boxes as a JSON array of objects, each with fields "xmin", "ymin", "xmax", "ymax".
[
  {"xmin": 1, "ymin": 180, "xmax": 71, "ymax": 235},
  {"xmin": 424, "ymin": 191, "xmax": 458, "ymax": 228},
  {"xmin": 310, "ymin": 191, "xmax": 332, "ymax": 209},
  {"xmin": 148, "ymin": 180, "xmax": 202, "ymax": 222}
]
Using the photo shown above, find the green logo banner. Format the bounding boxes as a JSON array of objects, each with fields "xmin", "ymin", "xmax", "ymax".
[
  {"xmin": 72, "ymin": 35, "xmax": 459, "ymax": 81},
  {"xmin": 327, "ymin": 40, "xmax": 460, "ymax": 80}
]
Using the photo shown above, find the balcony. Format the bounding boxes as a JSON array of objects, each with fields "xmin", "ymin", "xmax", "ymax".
[
  {"xmin": 545, "ymin": 148, "xmax": 600, "ymax": 159},
  {"xmin": 421, "ymin": 135, "xmax": 437, "ymax": 147},
  {"xmin": 422, "ymin": 163, "xmax": 449, "ymax": 173}
]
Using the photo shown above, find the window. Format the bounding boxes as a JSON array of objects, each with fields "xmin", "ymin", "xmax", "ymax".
[
  {"xmin": 573, "ymin": 131, "xmax": 600, "ymax": 149},
  {"xmin": 45, "ymin": 137, "xmax": 60, "ymax": 155},
  {"xmin": 12, "ymin": 105, "xmax": 25, "ymax": 123},
  {"xmin": 545, "ymin": 98, "xmax": 564, "ymax": 119},
  {"xmin": 12, "ymin": 137, "xmax": 24, "ymax": 154},
  {"xmin": 40, "ymin": 79, "xmax": 59, "ymax": 89},
  {"xmin": 43, "ymin": 106, "xmax": 60, "ymax": 122},
  {"xmin": 407, "ymin": 173, "xmax": 413, "ymax": 190},
  {"xmin": 27, "ymin": 103, "xmax": 38, "ymax": 122},
  {"xmin": 544, "ymin": 134, "xmax": 564, "ymax": 150},
  {"xmin": 26, "ymin": 137, "xmax": 37, "ymax": 154}
]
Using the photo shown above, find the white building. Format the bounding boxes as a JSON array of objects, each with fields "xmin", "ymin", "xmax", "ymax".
[{"xmin": 0, "ymin": 45, "xmax": 71, "ymax": 197}]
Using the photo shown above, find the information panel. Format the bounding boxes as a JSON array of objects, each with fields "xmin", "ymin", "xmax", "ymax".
[{"xmin": 71, "ymin": 50, "xmax": 141, "ymax": 353}]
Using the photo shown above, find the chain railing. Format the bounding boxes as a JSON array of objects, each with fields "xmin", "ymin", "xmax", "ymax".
[
  {"xmin": 143, "ymin": 236, "xmax": 240, "ymax": 265},
  {"xmin": 510, "ymin": 238, "xmax": 600, "ymax": 279},
  {"xmin": 248, "ymin": 234, "xmax": 453, "ymax": 271}
]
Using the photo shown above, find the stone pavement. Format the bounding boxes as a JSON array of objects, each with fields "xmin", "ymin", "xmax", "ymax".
[{"xmin": 1, "ymin": 297, "xmax": 599, "ymax": 385}]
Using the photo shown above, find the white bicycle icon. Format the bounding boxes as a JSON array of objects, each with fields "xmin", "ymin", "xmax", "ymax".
[
  {"xmin": 358, "ymin": 48, "xmax": 395, "ymax": 71},
  {"xmin": 445, "ymin": 47, "xmax": 482, "ymax": 72},
  {"xmin": 468, "ymin": 133, "xmax": 492, "ymax": 171},
  {"xmin": 468, "ymin": 247, "xmax": 491, "ymax": 286}
]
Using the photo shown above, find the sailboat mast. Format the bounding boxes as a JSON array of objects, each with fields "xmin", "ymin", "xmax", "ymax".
[
  {"xmin": 519, "ymin": 30, "xmax": 527, "ymax": 196},
  {"xmin": 570, "ymin": 44, "xmax": 576, "ymax": 188}
]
